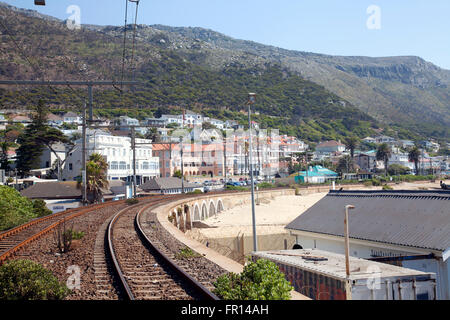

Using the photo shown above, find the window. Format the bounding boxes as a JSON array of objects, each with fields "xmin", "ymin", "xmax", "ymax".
[
  {"xmin": 119, "ymin": 161, "xmax": 127, "ymax": 170},
  {"xmin": 111, "ymin": 161, "xmax": 119, "ymax": 170},
  {"xmin": 69, "ymin": 163, "xmax": 73, "ymax": 171},
  {"xmin": 143, "ymin": 162, "xmax": 149, "ymax": 170}
]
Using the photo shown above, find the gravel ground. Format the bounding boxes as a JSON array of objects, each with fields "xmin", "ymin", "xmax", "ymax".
[{"xmin": 12, "ymin": 203, "xmax": 127, "ymax": 300}]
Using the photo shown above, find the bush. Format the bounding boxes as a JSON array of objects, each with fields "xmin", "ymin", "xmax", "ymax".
[
  {"xmin": 0, "ymin": 259, "xmax": 70, "ymax": 300},
  {"xmin": 187, "ymin": 189, "xmax": 203, "ymax": 194},
  {"xmin": 226, "ymin": 185, "xmax": 248, "ymax": 191},
  {"xmin": 258, "ymin": 182, "xmax": 274, "ymax": 189},
  {"xmin": 382, "ymin": 185, "xmax": 393, "ymax": 190},
  {"xmin": 371, "ymin": 178, "xmax": 381, "ymax": 186},
  {"xmin": 32, "ymin": 199, "xmax": 52, "ymax": 218},
  {"xmin": 363, "ymin": 181, "xmax": 373, "ymax": 187},
  {"xmin": 213, "ymin": 259, "xmax": 293, "ymax": 300},
  {"xmin": 125, "ymin": 198, "xmax": 139, "ymax": 205},
  {"xmin": 0, "ymin": 185, "xmax": 36, "ymax": 231}
]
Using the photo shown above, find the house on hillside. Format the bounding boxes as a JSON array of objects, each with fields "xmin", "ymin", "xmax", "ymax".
[
  {"xmin": 316, "ymin": 140, "xmax": 346, "ymax": 154},
  {"xmin": 63, "ymin": 112, "xmax": 82, "ymax": 124}
]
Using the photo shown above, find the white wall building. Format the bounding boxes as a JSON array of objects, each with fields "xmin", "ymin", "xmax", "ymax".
[{"xmin": 62, "ymin": 130, "xmax": 159, "ymax": 184}]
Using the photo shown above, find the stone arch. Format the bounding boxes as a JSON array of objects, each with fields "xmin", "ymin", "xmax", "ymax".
[
  {"xmin": 201, "ymin": 201, "xmax": 208, "ymax": 220},
  {"xmin": 172, "ymin": 209, "xmax": 179, "ymax": 228},
  {"xmin": 183, "ymin": 204, "xmax": 191, "ymax": 231},
  {"xmin": 216, "ymin": 198, "xmax": 224, "ymax": 213},
  {"xmin": 193, "ymin": 203, "xmax": 201, "ymax": 221},
  {"xmin": 209, "ymin": 200, "xmax": 216, "ymax": 217}
]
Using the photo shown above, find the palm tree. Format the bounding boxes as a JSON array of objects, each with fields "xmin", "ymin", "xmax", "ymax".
[
  {"xmin": 86, "ymin": 161, "xmax": 108, "ymax": 203},
  {"xmin": 80, "ymin": 153, "xmax": 109, "ymax": 203},
  {"xmin": 376, "ymin": 143, "xmax": 392, "ymax": 176},
  {"xmin": 408, "ymin": 146, "xmax": 421, "ymax": 175},
  {"xmin": 345, "ymin": 136, "xmax": 360, "ymax": 159}
]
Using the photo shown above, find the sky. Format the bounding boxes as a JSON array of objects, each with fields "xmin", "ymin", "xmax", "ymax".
[{"xmin": 3, "ymin": 0, "xmax": 450, "ymax": 69}]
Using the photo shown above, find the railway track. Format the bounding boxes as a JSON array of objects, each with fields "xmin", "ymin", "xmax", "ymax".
[
  {"xmin": 107, "ymin": 195, "xmax": 219, "ymax": 300},
  {"xmin": 0, "ymin": 201, "xmax": 129, "ymax": 265}
]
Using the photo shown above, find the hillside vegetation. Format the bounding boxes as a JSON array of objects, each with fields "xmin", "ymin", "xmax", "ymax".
[{"xmin": 0, "ymin": 3, "xmax": 447, "ymax": 143}]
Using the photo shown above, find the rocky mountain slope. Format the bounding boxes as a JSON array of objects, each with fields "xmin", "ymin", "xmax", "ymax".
[{"xmin": 0, "ymin": 2, "xmax": 448, "ymax": 142}]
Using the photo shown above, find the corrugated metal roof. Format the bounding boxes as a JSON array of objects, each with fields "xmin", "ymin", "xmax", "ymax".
[{"xmin": 285, "ymin": 190, "xmax": 450, "ymax": 251}]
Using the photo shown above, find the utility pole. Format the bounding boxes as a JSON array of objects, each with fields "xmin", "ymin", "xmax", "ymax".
[
  {"xmin": 179, "ymin": 136, "xmax": 185, "ymax": 194},
  {"xmin": 344, "ymin": 205, "xmax": 355, "ymax": 278},
  {"xmin": 81, "ymin": 105, "xmax": 87, "ymax": 204},
  {"xmin": 247, "ymin": 93, "xmax": 258, "ymax": 252},
  {"xmin": 131, "ymin": 126, "xmax": 137, "ymax": 198}
]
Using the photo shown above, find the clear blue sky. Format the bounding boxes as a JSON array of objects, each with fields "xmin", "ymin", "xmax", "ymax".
[{"xmin": 3, "ymin": 0, "xmax": 450, "ymax": 69}]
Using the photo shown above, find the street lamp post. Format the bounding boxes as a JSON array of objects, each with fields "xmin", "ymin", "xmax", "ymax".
[
  {"xmin": 344, "ymin": 205, "xmax": 355, "ymax": 278},
  {"xmin": 179, "ymin": 136, "xmax": 184, "ymax": 194},
  {"xmin": 247, "ymin": 93, "xmax": 258, "ymax": 252}
]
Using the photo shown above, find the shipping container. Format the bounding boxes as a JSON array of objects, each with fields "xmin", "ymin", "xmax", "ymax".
[{"xmin": 252, "ymin": 249, "xmax": 437, "ymax": 300}]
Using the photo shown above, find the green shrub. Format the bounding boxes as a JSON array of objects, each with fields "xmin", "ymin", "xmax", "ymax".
[
  {"xmin": 0, "ymin": 260, "xmax": 70, "ymax": 300},
  {"xmin": 125, "ymin": 198, "xmax": 139, "ymax": 205},
  {"xmin": 363, "ymin": 181, "xmax": 373, "ymax": 187},
  {"xmin": 226, "ymin": 185, "xmax": 248, "ymax": 191},
  {"xmin": 69, "ymin": 230, "xmax": 85, "ymax": 240},
  {"xmin": 32, "ymin": 199, "xmax": 52, "ymax": 218},
  {"xmin": 382, "ymin": 185, "xmax": 393, "ymax": 190},
  {"xmin": 258, "ymin": 182, "xmax": 274, "ymax": 189},
  {"xmin": 187, "ymin": 189, "xmax": 203, "ymax": 194},
  {"xmin": 175, "ymin": 247, "xmax": 200, "ymax": 260},
  {"xmin": 213, "ymin": 259, "xmax": 293, "ymax": 300},
  {"xmin": 0, "ymin": 185, "xmax": 36, "ymax": 231},
  {"xmin": 371, "ymin": 178, "xmax": 381, "ymax": 186}
]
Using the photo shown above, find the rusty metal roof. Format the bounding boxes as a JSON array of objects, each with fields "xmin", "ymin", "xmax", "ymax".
[{"xmin": 285, "ymin": 190, "xmax": 450, "ymax": 251}]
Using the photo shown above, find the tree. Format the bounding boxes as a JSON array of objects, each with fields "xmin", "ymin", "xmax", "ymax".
[
  {"xmin": 173, "ymin": 170, "xmax": 182, "ymax": 179},
  {"xmin": 0, "ymin": 141, "xmax": 12, "ymax": 172},
  {"xmin": 408, "ymin": 146, "xmax": 421, "ymax": 175},
  {"xmin": 0, "ymin": 185, "xmax": 36, "ymax": 231},
  {"xmin": 16, "ymin": 100, "xmax": 71, "ymax": 177},
  {"xmin": 345, "ymin": 136, "xmax": 360, "ymax": 159},
  {"xmin": 145, "ymin": 127, "xmax": 161, "ymax": 142},
  {"xmin": 0, "ymin": 260, "xmax": 70, "ymax": 300},
  {"xmin": 213, "ymin": 259, "xmax": 293, "ymax": 300},
  {"xmin": 83, "ymin": 153, "xmax": 108, "ymax": 203},
  {"xmin": 202, "ymin": 121, "xmax": 217, "ymax": 130},
  {"xmin": 337, "ymin": 155, "xmax": 355, "ymax": 174},
  {"xmin": 387, "ymin": 164, "xmax": 410, "ymax": 176},
  {"xmin": 376, "ymin": 143, "xmax": 392, "ymax": 176}
]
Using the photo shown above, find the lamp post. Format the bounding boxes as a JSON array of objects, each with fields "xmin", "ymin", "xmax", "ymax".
[
  {"xmin": 344, "ymin": 205, "xmax": 355, "ymax": 278},
  {"xmin": 179, "ymin": 136, "xmax": 184, "ymax": 194},
  {"xmin": 247, "ymin": 93, "xmax": 258, "ymax": 252}
]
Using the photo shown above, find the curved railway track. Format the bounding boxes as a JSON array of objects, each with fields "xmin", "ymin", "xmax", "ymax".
[
  {"xmin": 107, "ymin": 195, "xmax": 219, "ymax": 300},
  {"xmin": 0, "ymin": 200, "xmax": 131, "ymax": 265}
]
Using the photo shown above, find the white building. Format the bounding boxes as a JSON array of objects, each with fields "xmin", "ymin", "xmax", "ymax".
[
  {"xmin": 63, "ymin": 112, "xmax": 82, "ymax": 124},
  {"xmin": 62, "ymin": 130, "xmax": 159, "ymax": 184},
  {"xmin": 388, "ymin": 152, "xmax": 414, "ymax": 170},
  {"xmin": 286, "ymin": 190, "xmax": 450, "ymax": 300}
]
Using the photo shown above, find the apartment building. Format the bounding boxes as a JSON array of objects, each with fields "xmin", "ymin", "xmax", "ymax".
[{"xmin": 62, "ymin": 129, "xmax": 159, "ymax": 184}]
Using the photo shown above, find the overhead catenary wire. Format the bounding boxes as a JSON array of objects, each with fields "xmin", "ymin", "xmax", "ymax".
[
  {"xmin": 129, "ymin": 0, "xmax": 140, "ymax": 85},
  {"xmin": 120, "ymin": 0, "xmax": 129, "ymax": 92},
  {"xmin": 0, "ymin": 16, "xmax": 87, "ymax": 109}
]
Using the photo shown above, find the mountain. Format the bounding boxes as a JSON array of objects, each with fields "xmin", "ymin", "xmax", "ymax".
[
  {"xmin": 139, "ymin": 25, "xmax": 450, "ymax": 140},
  {"xmin": 0, "ymin": 2, "xmax": 448, "ymax": 143}
]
